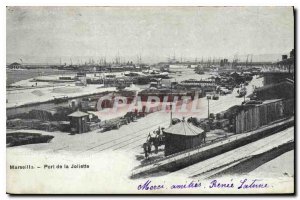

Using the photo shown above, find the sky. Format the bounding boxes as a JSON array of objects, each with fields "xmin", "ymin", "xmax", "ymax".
[{"xmin": 6, "ymin": 6, "xmax": 294, "ymax": 64}]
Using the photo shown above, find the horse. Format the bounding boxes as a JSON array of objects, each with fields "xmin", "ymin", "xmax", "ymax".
[
  {"xmin": 147, "ymin": 129, "xmax": 165, "ymax": 154},
  {"xmin": 142, "ymin": 141, "xmax": 152, "ymax": 159}
]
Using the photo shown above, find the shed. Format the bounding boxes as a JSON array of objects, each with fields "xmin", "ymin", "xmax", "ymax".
[
  {"xmin": 68, "ymin": 110, "xmax": 89, "ymax": 134},
  {"xmin": 163, "ymin": 119, "xmax": 205, "ymax": 156}
]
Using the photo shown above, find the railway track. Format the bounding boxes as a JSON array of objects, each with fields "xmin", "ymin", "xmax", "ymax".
[
  {"xmin": 53, "ymin": 79, "xmax": 261, "ymax": 154},
  {"xmin": 111, "ymin": 97, "xmax": 236, "ymax": 152},
  {"xmin": 53, "ymin": 94, "xmax": 245, "ymax": 153},
  {"xmin": 172, "ymin": 127, "xmax": 293, "ymax": 178},
  {"xmin": 75, "ymin": 120, "xmax": 170, "ymax": 154},
  {"xmin": 98, "ymin": 121, "xmax": 170, "ymax": 152}
]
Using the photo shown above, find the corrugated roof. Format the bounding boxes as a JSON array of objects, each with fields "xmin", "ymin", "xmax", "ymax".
[
  {"xmin": 164, "ymin": 120, "xmax": 204, "ymax": 136},
  {"xmin": 68, "ymin": 111, "xmax": 89, "ymax": 117}
]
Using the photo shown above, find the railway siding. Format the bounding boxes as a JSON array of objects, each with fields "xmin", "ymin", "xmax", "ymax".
[{"xmin": 130, "ymin": 117, "xmax": 294, "ymax": 179}]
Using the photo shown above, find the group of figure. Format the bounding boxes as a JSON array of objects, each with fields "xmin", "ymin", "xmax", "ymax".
[{"xmin": 142, "ymin": 127, "xmax": 165, "ymax": 159}]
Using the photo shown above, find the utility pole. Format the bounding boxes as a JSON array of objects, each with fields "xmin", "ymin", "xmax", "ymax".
[
  {"xmin": 170, "ymin": 80, "xmax": 173, "ymax": 125},
  {"xmin": 170, "ymin": 103, "xmax": 173, "ymax": 125},
  {"xmin": 207, "ymin": 95, "xmax": 211, "ymax": 119},
  {"xmin": 244, "ymin": 84, "xmax": 247, "ymax": 103}
]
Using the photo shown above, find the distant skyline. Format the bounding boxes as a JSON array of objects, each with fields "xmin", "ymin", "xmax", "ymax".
[{"xmin": 6, "ymin": 7, "xmax": 294, "ymax": 64}]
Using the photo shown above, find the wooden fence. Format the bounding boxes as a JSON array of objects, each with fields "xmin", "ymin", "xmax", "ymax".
[{"xmin": 235, "ymin": 99, "xmax": 294, "ymax": 134}]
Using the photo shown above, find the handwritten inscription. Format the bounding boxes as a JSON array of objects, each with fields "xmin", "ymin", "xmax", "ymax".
[
  {"xmin": 238, "ymin": 178, "xmax": 268, "ymax": 189},
  {"xmin": 137, "ymin": 179, "xmax": 268, "ymax": 191},
  {"xmin": 170, "ymin": 181, "xmax": 201, "ymax": 189},
  {"xmin": 137, "ymin": 180, "xmax": 202, "ymax": 190},
  {"xmin": 209, "ymin": 179, "xmax": 234, "ymax": 188},
  {"xmin": 209, "ymin": 179, "xmax": 268, "ymax": 189},
  {"xmin": 137, "ymin": 180, "xmax": 164, "ymax": 190}
]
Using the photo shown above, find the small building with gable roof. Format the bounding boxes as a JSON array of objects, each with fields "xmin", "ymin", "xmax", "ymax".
[{"xmin": 68, "ymin": 110, "xmax": 89, "ymax": 134}]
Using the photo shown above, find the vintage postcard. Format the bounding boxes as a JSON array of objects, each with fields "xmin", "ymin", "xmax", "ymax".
[{"xmin": 6, "ymin": 6, "xmax": 295, "ymax": 194}]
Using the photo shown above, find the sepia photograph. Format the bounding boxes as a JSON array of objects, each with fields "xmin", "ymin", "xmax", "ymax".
[{"xmin": 5, "ymin": 6, "xmax": 295, "ymax": 194}]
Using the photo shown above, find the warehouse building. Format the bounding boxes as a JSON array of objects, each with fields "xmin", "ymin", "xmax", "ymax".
[
  {"xmin": 262, "ymin": 72, "xmax": 294, "ymax": 86},
  {"xmin": 250, "ymin": 79, "xmax": 294, "ymax": 101}
]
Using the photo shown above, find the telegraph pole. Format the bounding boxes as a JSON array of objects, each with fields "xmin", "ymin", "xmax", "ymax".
[
  {"xmin": 170, "ymin": 80, "xmax": 173, "ymax": 125},
  {"xmin": 207, "ymin": 95, "xmax": 211, "ymax": 119}
]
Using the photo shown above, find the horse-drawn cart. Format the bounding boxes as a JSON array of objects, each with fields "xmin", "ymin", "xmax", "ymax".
[{"xmin": 101, "ymin": 112, "xmax": 137, "ymax": 131}]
